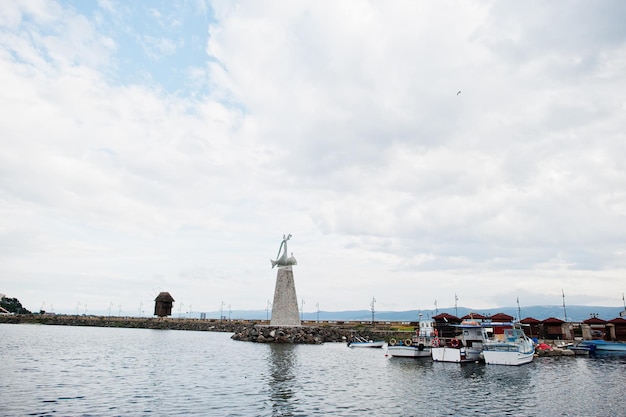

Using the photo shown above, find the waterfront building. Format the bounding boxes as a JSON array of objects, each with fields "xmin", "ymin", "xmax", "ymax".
[
  {"xmin": 607, "ymin": 317, "xmax": 626, "ymax": 341},
  {"xmin": 154, "ymin": 292, "xmax": 175, "ymax": 317},
  {"xmin": 541, "ymin": 317, "xmax": 566, "ymax": 340},
  {"xmin": 520, "ymin": 317, "xmax": 541, "ymax": 339}
]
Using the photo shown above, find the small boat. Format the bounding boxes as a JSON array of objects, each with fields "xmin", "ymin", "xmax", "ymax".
[
  {"xmin": 431, "ymin": 321, "xmax": 488, "ymax": 363},
  {"xmin": 348, "ymin": 336, "xmax": 385, "ymax": 348},
  {"xmin": 482, "ymin": 324, "xmax": 535, "ymax": 366},
  {"xmin": 566, "ymin": 343, "xmax": 592, "ymax": 355},
  {"xmin": 579, "ymin": 340, "xmax": 626, "ymax": 352},
  {"xmin": 387, "ymin": 319, "xmax": 435, "ymax": 358}
]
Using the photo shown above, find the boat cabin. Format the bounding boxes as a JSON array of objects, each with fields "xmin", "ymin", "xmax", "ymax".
[{"xmin": 433, "ymin": 313, "xmax": 461, "ymax": 339}]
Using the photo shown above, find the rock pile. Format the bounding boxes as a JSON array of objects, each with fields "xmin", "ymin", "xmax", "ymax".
[{"xmin": 231, "ymin": 325, "xmax": 351, "ymax": 344}]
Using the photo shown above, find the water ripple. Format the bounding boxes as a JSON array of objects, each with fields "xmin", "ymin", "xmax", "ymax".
[{"xmin": 2, "ymin": 324, "xmax": 626, "ymax": 416}]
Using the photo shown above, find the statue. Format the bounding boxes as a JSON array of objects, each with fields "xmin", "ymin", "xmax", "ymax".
[{"xmin": 271, "ymin": 234, "xmax": 297, "ymax": 268}]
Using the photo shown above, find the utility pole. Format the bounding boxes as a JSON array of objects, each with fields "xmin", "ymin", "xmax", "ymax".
[{"xmin": 562, "ymin": 289, "xmax": 568, "ymax": 323}]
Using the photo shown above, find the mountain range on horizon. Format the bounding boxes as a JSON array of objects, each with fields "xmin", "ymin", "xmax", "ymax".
[{"xmin": 190, "ymin": 305, "xmax": 625, "ymax": 323}]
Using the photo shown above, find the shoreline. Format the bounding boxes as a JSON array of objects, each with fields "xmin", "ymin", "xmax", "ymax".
[{"xmin": 0, "ymin": 314, "xmax": 589, "ymax": 357}]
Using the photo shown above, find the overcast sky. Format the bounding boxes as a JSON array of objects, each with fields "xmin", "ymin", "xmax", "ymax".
[{"xmin": 1, "ymin": 1, "xmax": 625, "ymax": 316}]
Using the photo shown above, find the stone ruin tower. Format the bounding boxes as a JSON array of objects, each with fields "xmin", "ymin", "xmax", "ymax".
[{"xmin": 270, "ymin": 234, "xmax": 300, "ymax": 326}]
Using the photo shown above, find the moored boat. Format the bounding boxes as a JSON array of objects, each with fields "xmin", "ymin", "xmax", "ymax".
[
  {"xmin": 387, "ymin": 319, "xmax": 435, "ymax": 358},
  {"xmin": 431, "ymin": 321, "xmax": 488, "ymax": 363},
  {"xmin": 482, "ymin": 324, "xmax": 535, "ymax": 366},
  {"xmin": 348, "ymin": 336, "xmax": 385, "ymax": 348},
  {"xmin": 566, "ymin": 344, "xmax": 592, "ymax": 355},
  {"xmin": 579, "ymin": 340, "xmax": 626, "ymax": 352}
]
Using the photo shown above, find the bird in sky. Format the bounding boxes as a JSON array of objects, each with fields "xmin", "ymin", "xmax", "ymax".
[{"xmin": 457, "ymin": 90, "xmax": 462, "ymax": 96}]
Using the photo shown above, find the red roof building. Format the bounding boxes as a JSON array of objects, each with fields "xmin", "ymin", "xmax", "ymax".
[
  {"xmin": 541, "ymin": 317, "xmax": 565, "ymax": 340},
  {"xmin": 461, "ymin": 312, "xmax": 487, "ymax": 321},
  {"xmin": 520, "ymin": 317, "xmax": 541, "ymax": 338},
  {"xmin": 490, "ymin": 312, "xmax": 515, "ymax": 323},
  {"xmin": 582, "ymin": 317, "xmax": 607, "ymax": 340},
  {"xmin": 607, "ymin": 317, "xmax": 626, "ymax": 341}
]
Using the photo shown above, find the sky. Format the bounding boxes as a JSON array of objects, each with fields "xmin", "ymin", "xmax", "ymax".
[{"xmin": 1, "ymin": 0, "xmax": 626, "ymax": 317}]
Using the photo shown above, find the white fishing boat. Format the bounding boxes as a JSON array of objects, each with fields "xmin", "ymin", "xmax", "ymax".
[
  {"xmin": 431, "ymin": 321, "xmax": 488, "ymax": 363},
  {"xmin": 348, "ymin": 336, "xmax": 385, "ymax": 348},
  {"xmin": 482, "ymin": 324, "xmax": 535, "ymax": 366},
  {"xmin": 387, "ymin": 319, "xmax": 435, "ymax": 358}
]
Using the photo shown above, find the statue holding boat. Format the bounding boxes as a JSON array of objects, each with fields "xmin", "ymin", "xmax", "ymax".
[{"xmin": 271, "ymin": 233, "xmax": 297, "ymax": 268}]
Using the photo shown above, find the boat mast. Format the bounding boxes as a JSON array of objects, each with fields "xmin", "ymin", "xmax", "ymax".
[{"xmin": 562, "ymin": 289, "xmax": 568, "ymax": 323}]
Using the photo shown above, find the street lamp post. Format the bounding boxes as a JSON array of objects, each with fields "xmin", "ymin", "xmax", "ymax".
[{"xmin": 316, "ymin": 302, "xmax": 320, "ymax": 323}]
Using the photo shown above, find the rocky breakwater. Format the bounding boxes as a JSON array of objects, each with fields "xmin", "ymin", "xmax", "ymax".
[{"xmin": 231, "ymin": 325, "xmax": 352, "ymax": 344}]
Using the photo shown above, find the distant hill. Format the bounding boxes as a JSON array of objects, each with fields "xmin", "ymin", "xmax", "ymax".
[{"xmin": 194, "ymin": 305, "xmax": 625, "ymax": 322}]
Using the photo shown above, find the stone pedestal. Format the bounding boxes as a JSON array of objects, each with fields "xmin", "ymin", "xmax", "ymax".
[{"xmin": 270, "ymin": 266, "xmax": 301, "ymax": 326}]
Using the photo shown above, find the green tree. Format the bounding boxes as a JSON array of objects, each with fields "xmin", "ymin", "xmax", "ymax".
[{"xmin": 0, "ymin": 296, "xmax": 32, "ymax": 314}]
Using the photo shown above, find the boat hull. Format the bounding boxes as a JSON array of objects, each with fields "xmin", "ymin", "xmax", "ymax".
[
  {"xmin": 483, "ymin": 349, "xmax": 534, "ymax": 366},
  {"xmin": 431, "ymin": 347, "xmax": 482, "ymax": 363},
  {"xmin": 348, "ymin": 341, "xmax": 385, "ymax": 348},
  {"xmin": 387, "ymin": 346, "xmax": 431, "ymax": 358},
  {"xmin": 580, "ymin": 340, "xmax": 626, "ymax": 352}
]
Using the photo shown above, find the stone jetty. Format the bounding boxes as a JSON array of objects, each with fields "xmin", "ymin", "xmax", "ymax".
[
  {"xmin": 0, "ymin": 314, "xmax": 381, "ymax": 344},
  {"xmin": 231, "ymin": 325, "xmax": 351, "ymax": 344}
]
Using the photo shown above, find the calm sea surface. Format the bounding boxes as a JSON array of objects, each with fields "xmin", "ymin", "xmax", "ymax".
[{"xmin": 1, "ymin": 323, "xmax": 625, "ymax": 417}]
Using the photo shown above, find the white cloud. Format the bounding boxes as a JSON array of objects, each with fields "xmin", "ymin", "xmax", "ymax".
[{"xmin": 1, "ymin": 0, "xmax": 625, "ymax": 315}]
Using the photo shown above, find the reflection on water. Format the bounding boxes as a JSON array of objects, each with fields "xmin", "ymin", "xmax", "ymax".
[
  {"xmin": 2, "ymin": 324, "xmax": 626, "ymax": 417},
  {"xmin": 268, "ymin": 344, "xmax": 297, "ymax": 416}
]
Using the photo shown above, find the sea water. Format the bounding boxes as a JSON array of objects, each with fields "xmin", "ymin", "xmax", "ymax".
[{"xmin": 1, "ymin": 323, "xmax": 625, "ymax": 416}]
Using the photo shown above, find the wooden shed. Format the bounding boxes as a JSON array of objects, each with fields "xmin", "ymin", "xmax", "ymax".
[
  {"xmin": 520, "ymin": 317, "xmax": 541, "ymax": 339},
  {"xmin": 461, "ymin": 312, "xmax": 487, "ymax": 321},
  {"xmin": 541, "ymin": 317, "xmax": 565, "ymax": 340},
  {"xmin": 606, "ymin": 317, "xmax": 626, "ymax": 341},
  {"xmin": 490, "ymin": 312, "xmax": 515, "ymax": 323},
  {"xmin": 154, "ymin": 292, "xmax": 175, "ymax": 317},
  {"xmin": 582, "ymin": 317, "xmax": 607, "ymax": 340}
]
